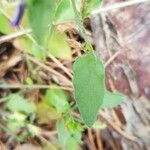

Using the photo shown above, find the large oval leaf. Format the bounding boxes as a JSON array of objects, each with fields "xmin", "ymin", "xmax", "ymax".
[{"xmin": 73, "ymin": 52, "xmax": 105, "ymax": 127}]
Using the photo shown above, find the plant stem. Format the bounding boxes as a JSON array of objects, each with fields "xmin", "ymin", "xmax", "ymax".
[{"xmin": 70, "ymin": 0, "xmax": 88, "ymax": 43}]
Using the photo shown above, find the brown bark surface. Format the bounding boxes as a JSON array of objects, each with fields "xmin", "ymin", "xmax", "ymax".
[{"xmin": 91, "ymin": 1, "xmax": 150, "ymax": 149}]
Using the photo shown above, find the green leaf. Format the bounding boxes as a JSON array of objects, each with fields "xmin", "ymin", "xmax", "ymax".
[
  {"xmin": 55, "ymin": 0, "xmax": 75, "ymax": 23},
  {"xmin": 7, "ymin": 120, "xmax": 24, "ymax": 133},
  {"xmin": 66, "ymin": 117, "xmax": 82, "ymax": 135},
  {"xmin": 101, "ymin": 90, "xmax": 125, "ymax": 108},
  {"xmin": 56, "ymin": 120, "xmax": 81, "ymax": 150},
  {"xmin": 32, "ymin": 44, "xmax": 45, "ymax": 60},
  {"xmin": 66, "ymin": 138, "xmax": 78, "ymax": 150},
  {"xmin": 14, "ymin": 36, "xmax": 45, "ymax": 60},
  {"xmin": 48, "ymin": 30, "xmax": 71, "ymax": 60},
  {"xmin": 73, "ymin": 52, "xmax": 105, "ymax": 127},
  {"xmin": 45, "ymin": 86, "xmax": 70, "ymax": 113},
  {"xmin": 56, "ymin": 120, "xmax": 70, "ymax": 146},
  {"xmin": 6, "ymin": 94, "xmax": 36, "ymax": 115},
  {"xmin": 27, "ymin": 0, "xmax": 56, "ymax": 44},
  {"xmin": 0, "ymin": 13, "xmax": 12, "ymax": 34}
]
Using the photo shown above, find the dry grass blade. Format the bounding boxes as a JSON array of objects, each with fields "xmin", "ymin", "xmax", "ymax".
[
  {"xmin": 0, "ymin": 50, "xmax": 22, "ymax": 78},
  {"xmin": 92, "ymin": 0, "xmax": 150, "ymax": 14},
  {"xmin": 100, "ymin": 112, "xmax": 138, "ymax": 142},
  {"xmin": 0, "ymin": 29, "xmax": 31, "ymax": 44},
  {"xmin": 87, "ymin": 128, "xmax": 97, "ymax": 150},
  {"xmin": 25, "ymin": 54, "xmax": 72, "ymax": 86},
  {"xmin": 95, "ymin": 130, "xmax": 103, "ymax": 150},
  {"xmin": 104, "ymin": 50, "xmax": 121, "ymax": 68},
  {"xmin": 48, "ymin": 54, "xmax": 73, "ymax": 79},
  {"xmin": 72, "ymin": 111, "xmax": 137, "ymax": 142}
]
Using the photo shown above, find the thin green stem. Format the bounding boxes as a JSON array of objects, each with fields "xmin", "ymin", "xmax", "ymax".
[{"xmin": 70, "ymin": 0, "xmax": 88, "ymax": 43}]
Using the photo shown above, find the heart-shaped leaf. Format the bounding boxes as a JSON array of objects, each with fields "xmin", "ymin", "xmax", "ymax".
[{"xmin": 73, "ymin": 52, "xmax": 105, "ymax": 127}]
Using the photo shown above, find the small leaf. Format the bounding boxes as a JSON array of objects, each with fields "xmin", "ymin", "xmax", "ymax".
[
  {"xmin": 55, "ymin": 0, "xmax": 75, "ymax": 23},
  {"xmin": 48, "ymin": 30, "xmax": 71, "ymax": 60},
  {"xmin": 45, "ymin": 86, "xmax": 70, "ymax": 113},
  {"xmin": 7, "ymin": 120, "xmax": 24, "ymax": 133},
  {"xmin": 6, "ymin": 94, "xmax": 36, "ymax": 115},
  {"xmin": 57, "ymin": 120, "xmax": 81, "ymax": 150},
  {"xmin": 56, "ymin": 120, "xmax": 70, "ymax": 146},
  {"xmin": 66, "ymin": 117, "xmax": 82, "ymax": 135},
  {"xmin": 27, "ymin": 0, "xmax": 56, "ymax": 44},
  {"xmin": 101, "ymin": 90, "xmax": 125, "ymax": 108},
  {"xmin": 0, "ymin": 13, "xmax": 13, "ymax": 34},
  {"xmin": 66, "ymin": 138, "xmax": 78, "ymax": 150},
  {"xmin": 14, "ymin": 36, "xmax": 45, "ymax": 60},
  {"xmin": 73, "ymin": 52, "xmax": 105, "ymax": 127}
]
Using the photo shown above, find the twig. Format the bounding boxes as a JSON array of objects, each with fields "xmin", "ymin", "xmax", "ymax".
[
  {"xmin": 92, "ymin": 0, "xmax": 150, "ymax": 15},
  {"xmin": 25, "ymin": 54, "xmax": 72, "ymax": 86},
  {"xmin": 95, "ymin": 129, "xmax": 103, "ymax": 150},
  {"xmin": 41, "ymin": 130, "xmax": 57, "ymax": 136},
  {"xmin": 87, "ymin": 128, "xmax": 97, "ymax": 150},
  {"xmin": 100, "ymin": 112, "xmax": 138, "ymax": 142},
  {"xmin": 0, "ymin": 84, "xmax": 73, "ymax": 91},
  {"xmin": 0, "ymin": 29, "xmax": 31, "ymax": 44},
  {"xmin": 0, "ymin": 50, "xmax": 22, "ymax": 78},
  {"xmin": 72, "ymin": 111, "xmax": 137, "ymax": 142},
  {"xmin": 104, "ymin": 49, "xmax": 121, "ymax": 68},
  {"xmin": 0, "ymin": 97, "xmax": 8, "ymax": 103},
  {"xmin": 48, "ymin": 54, "xmax": 73, "ymax": 79}
]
